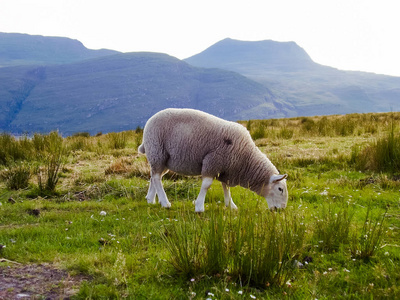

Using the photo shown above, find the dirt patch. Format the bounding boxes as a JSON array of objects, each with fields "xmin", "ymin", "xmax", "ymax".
[{"xmin": 0, "ymin": 263, "xmax": 88, "ymax": 299}]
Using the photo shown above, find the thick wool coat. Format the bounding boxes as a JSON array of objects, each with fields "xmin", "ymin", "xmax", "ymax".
[{"xmin": 139, "ymin": 108, "xmax": 278, "ymax": 196}]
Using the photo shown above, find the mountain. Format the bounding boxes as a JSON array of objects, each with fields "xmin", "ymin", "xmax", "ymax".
[
  {"xmin": 185, "ymin": 38, "xmax": 400, "ymax": 116},
  {"xmin": 0, "ymin": 32, "xmax": 118, "ymax": 66},
  {"xmin": 0, "ymin": 52, "xmax": 278, "ymax": 135},
  {"xmin": 185, "ymin": 38, "xmax": 316, "ymax": 72},
  {"xmin": 1, "ymin": 33, "xmax": 400, "ymax": 135}
]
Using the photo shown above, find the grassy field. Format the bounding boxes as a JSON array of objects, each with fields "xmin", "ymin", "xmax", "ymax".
[{"xmin": 1, "ymin": 112, "xmax": 399, "ymax": 299}]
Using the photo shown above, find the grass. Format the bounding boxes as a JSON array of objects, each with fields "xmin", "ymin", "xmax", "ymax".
[{"xmin": 1, "ymin": 111, "xmax": 400, "ymax": 299}]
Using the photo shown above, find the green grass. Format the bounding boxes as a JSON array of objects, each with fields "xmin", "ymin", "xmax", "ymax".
[{"xmin": 1, "ymin": 112, "xmax": 400, "ymax": 299}]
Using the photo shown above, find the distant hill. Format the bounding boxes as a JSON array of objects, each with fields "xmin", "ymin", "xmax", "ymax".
[
  {"xmin": 185, "ymin": 38, "xmax": 400, "ymax": 116},
  {"xmin": 0, "ymin": 52, "xmax": 279, "ymax": 135},
  {"xmin": 0, "ymin": 32, "xmax": 118, "ymax": 66}
]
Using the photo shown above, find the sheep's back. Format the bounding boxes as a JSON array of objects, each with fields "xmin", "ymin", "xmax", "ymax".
[{"xmin": 143, "ymin": 109, "xmax": 253, "ymax": 176}]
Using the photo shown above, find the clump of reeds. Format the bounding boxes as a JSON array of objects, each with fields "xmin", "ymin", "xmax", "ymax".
[
  {"xmin": 0, "ymin": 163, "xmax": 31, "ymax": 190},
  {"xmin": 350, "ymin": 205, "xmax": 388, "ymax": 261},
  {"xmin": 351, "ymin": 116, "xmax": 400, "ymax": 173},
  {"xmin": 35, "ymin": 132, "xmax": 66, "ymax": 193},
  {"xmin": 161, "ymin": 206, "xmax": 306, "ymax": 287},
  {"xmin": 313, "ymin": 203, "xmax": 354, "ymax": 253}
]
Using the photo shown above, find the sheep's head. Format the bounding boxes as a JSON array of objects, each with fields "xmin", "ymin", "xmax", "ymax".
[{"xmin": 263, "ymin": 174, "xmax": 288, "ymax": 209}]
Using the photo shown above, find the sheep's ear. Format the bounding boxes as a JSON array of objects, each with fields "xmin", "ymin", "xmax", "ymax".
[{"xmin": 270, "ymin": 174, "xmax": 288, "ymax": 183}]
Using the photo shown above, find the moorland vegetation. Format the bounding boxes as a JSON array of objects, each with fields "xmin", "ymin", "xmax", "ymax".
[{"xmin": 0, "ymin": 112, "xmax": 399, "ymax": 299}]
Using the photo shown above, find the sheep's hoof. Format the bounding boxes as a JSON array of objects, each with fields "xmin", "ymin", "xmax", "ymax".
[
  {"xmin": 195, "ymin": 207, "xmax": 205, "ymax": 213},
  {"xmin": 161, "ymin": 201, "xmax": 172, "ymax": 209},
  {"xmin": 229, "ymin": 204, "xmax": 238, "ymax": 210},
  {"xmin": 146, "ymin": 195, "xmax": 156, "ymax": 204}
]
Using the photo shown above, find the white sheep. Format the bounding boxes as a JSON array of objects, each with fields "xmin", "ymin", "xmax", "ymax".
[{"xmin": 138, "ymin": 108, "xmax": 288, "ymax": 212}]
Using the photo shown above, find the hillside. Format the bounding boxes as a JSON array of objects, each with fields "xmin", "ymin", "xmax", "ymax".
[
  {"xmin": 0, "ymin": 32, "xmax": 118, "ymax": 66},
  {"xmin": 185, "ymin": 38, "xmax": 400, "ymax": 116},
  {"xmin": 0, "ymin": 52, "xmax": 278, "ymax": 135}
]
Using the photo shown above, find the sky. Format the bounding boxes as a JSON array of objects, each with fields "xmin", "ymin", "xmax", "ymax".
[{"xmin": 1, "ymin": 0, "xmax": 400, "ymax": 76}]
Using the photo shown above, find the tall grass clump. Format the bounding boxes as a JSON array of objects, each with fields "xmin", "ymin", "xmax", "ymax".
[
  {"xmin": 161, "ymin": 207, "xmax": 208, "ymax": 276},
  {"xmin": 251, "ymin": 123, "xmax": 266, "ymax": 140},
  {"xmin": 313, "ymin": 203, "xmax": 354, "ymax": 253},
  {"xmin": 0, "ymin": 163, "xmax": 31, "ymax": 190},
  {"xmin": 351, "ymin": 118, "xmax": 400, "ymax": 173},
  {"xmin": 0, "ymin": 133, "xmax": 33, "ymax": 165},
  {"xmin": 277, "ymin": 127, "xmax": 294, "ymax": 139},
  {"xmin": 66, "ymin": 133, "xmax": 93, "ymax": 152},
  {"xmin": 350, "ymin": 205, "xmax": 388, "ymax": 261},
  {"xmin": 35, "ymin": 132, "xmax": 66, "ymax": 193},
  {"xmin": 162, "ymin": 206, "xmax": 306, "ymax": 287},
  {"xmin": 107, "ymin": 132, "xmax": 128, "ymax": 149},
  {"xmin": 229, "ymin": 209, "xmax": 306, "ymax": 286}
]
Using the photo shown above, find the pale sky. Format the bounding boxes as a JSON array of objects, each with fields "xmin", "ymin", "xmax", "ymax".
[{"xmin": 1, "ymin": 0, "xmax": 400, "ymax": 76}]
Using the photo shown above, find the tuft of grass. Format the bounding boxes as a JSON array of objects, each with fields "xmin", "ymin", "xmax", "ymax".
[
  {"xmin": 313, "ymin": 202, "xmax": 354, "ymax": 253},
  {"xmin": 35, "ymin": 132, "xmax": 67, "ymax": 194},
  {"xmin": 351, "ymin": 118, "xmax": 400, "ymax": 173},
  {"xmin": 162, "ymin": 206, "xmax": 306, "ymax": 287},
  {"xmin": 251, "ymin": 123, "xmax": 266, "ymax": 140},
  {"xmin": 0, "ymin": 134, "xmax": 32, "ymax": 165},
  {"xmin": 0, "ymin": 163, "xmax": 31, "ymax": 190},
  {"xmin": 106, "ymin": 132, "xmax": 128, "ymax": 150},
  {"xmin": 350, "ymin": 205, "xmax": 388, "ymax": 261}
]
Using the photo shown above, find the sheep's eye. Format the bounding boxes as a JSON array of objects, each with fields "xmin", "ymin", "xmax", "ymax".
[{"xmin": 278, "ymin": 187, "xmax": 283, "ymax": 192}]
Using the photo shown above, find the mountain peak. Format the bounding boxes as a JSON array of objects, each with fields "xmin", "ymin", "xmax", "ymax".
[{"xmin": 185, "ymin": 38, "xmax": 315, "ymax": 73}]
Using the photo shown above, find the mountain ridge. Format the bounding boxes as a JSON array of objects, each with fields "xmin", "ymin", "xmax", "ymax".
[
  {"xmin": 0, "ymin": 32, "xmax": 118, "ymax": 67},
  {"xmin": 0, "ymin": 51, "xmax": 279, "ymax": 135},
  {"xmin": 185, "ymin": 38, "xmax": 400, "ymax": 116},
  {"xmin": 1, "ymin": 33, "xmax": 399, "ymax": 135}
]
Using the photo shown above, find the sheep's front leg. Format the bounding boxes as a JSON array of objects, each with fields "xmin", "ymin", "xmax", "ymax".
[
  {"xmin": 151, "ymin": 173, "xmax": 171, "ymax": 208},
  {"xmin": 195, "ymin": 177, "xmax": 213, "ymax": 212},
  {"xmin": 222, "ymin": 182, "xmax": 238, "ymax": 210}
]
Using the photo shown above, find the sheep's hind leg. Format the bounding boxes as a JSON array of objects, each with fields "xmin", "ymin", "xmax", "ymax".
[
  {"xmin": 146, "ymin": 177, "xmax": 157, "ymax": 204},
  {"xmin": 222, "ymin": 182, "xmax": 238, "ymax": 210},
  {"xmin": 195, "ymin": 177, "xmax": 213, "ymax": 212},
  {"xmin": 151, "ymin": 173, "xmax": 171, "ymax": 208}
]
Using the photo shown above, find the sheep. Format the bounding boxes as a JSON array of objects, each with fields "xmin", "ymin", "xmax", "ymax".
[{"xmin": 138, "ymin": 108, "xmax": 288, "ymax": 212}]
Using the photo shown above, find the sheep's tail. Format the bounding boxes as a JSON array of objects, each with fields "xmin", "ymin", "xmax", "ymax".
[{"xmin": 138, "ymin": 144, "xmax": 145, "ymax": 154}]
